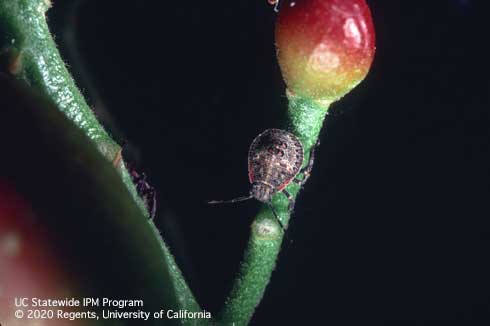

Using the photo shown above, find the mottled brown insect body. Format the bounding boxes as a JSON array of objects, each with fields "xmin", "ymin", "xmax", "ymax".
[
  {"xmin": 248, "ymin": 129, "xmax": 303, "ymax": 202},
  {"xmin": 209, "ymin": 128, "xmax": 317, "ymax": 230}
]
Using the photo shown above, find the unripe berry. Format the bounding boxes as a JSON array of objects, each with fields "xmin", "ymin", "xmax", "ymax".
[{"xmin": 276, "ymin": 0, "xmax": 375, "ymax": 102}]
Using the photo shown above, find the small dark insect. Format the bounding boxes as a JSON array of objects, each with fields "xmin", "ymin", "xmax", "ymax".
[
  {"xmin": 130, "ymin": 168, "xmax": 157, "ymax": 219},
  {"xmin": 112, "ymin": 145, "xmax": 157, "ymax": 219},
  {"xmin": 209, "ymin": 129, "xmax": 317, "ymax": 229}
]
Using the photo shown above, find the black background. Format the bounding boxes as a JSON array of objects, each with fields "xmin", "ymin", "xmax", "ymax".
[{"xmin": 50, "ymin": 0, "xmax": 490, "ymax": 324}]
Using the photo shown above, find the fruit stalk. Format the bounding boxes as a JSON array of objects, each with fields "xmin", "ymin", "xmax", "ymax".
[{"xmin": 218, "ymin": 1, "xmax": 375, "ymax": 324}]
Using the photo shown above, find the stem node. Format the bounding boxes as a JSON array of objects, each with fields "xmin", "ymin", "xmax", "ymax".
[{"xmin": 251, "ymin": 219, "xmax": 281, "ymax": 240}]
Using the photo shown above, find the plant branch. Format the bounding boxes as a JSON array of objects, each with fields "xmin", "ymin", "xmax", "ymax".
[
  {"xmin": 217, "ymin": 95, "xmax": 330, "ymax": 325},
  {"xmin": 0, "ymin": 0, "xmax": 203, "ymax": 318},
  {"xmin": 0, "ymin": 74, "xmax": 198, "ymax": 325},
  {"xmin": 0, "ymin": 0, "xmax": 144, "ymax": 211}
]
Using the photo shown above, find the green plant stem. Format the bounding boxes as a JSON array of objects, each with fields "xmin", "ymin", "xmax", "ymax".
[
  {"xmin": 217, "ymin": 94, "xmax": 331, "ymax": 325},
  {"xmin": 0, "ymin": 0, "xmax": 203, "ymax": 319},
  {"xmin": 0, "ymin": 75, "xmax": 198, "ymax": 326},
  {"xmin": 0, "ymin": 0, "xmax": 106, "ymax": 141},
  {"xmin": 0, "ymin": 1, "xmax": 145, "ymax": 215}
]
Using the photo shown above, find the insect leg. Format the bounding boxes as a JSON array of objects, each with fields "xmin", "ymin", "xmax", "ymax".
[
  {"xmin": 208, "ymin": 195, "xmax": 253, "ymax": 204},
  {"xmin": 135, "ymin": 173, "xmax": 158, "ymax": 219},
  {"xmin": 282, "ymin": 189, "xmax": 295, "ymax": 213},
  {"xmin": 268, "ymin": 203, "xmax": 285, "ymax": 232},
  {"xmin": 295, "ymin": 139, "xmax": 320, "ymax": 187},
  {"xmin": 274, "ymin": 0, "xmax": 280, "ymax": 12},
  {"xmin": 135, "ymin": 172, "xmax": 148, "ymax": 193},
  {"xmin": 147, "ymin": 188, "xmax": 157, "ymax": 220}
]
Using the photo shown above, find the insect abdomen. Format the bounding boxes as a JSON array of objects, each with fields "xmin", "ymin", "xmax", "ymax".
[{"xmin": 248, "ymin": 129, "xmax": 304, "ymax": 190}]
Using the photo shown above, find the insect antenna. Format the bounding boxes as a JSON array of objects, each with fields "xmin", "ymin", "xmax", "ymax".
[
  {"xmin": 208, "ymin": 195, "xmax": 253, "ymax": 204},
  {"xmin": 268, "ymin": 203, "xmax": 286, "ymax": 232}
]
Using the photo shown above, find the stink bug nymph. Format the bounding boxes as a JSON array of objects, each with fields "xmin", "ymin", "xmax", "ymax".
[{"xmin": 209, "ymin": 129, "xmax": 317, "ymax": 230}]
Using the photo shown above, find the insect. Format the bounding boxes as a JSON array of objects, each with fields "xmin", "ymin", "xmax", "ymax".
[
  {"xmin": 209, "ymin": 129, "xmax": 317, "ymax": 230},
  {"xmin": 113, "ymin": 146, "xmax": 157, "ymax": 219},
  {"xmin": 130, "ymin": 168, "xmax": 157, "ymax": 220}
]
